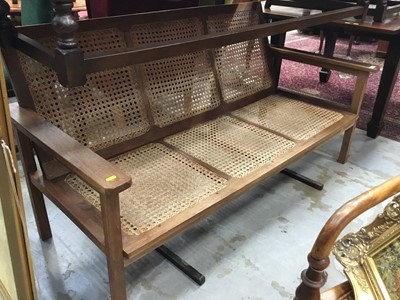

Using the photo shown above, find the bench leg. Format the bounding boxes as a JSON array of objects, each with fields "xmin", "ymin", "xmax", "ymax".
[
  {"xmin": 100, "ymin": 193, "xmax": 127, "ymax": 300},
  {"xmin": 16, "ymin": 130, "xmax": 52, "ymax": 241},
  {"xmin": 337, "ymin": 126, "xmax": 355, "ymax": 164}
]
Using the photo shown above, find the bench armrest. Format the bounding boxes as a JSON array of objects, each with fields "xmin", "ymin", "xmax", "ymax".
[
  {"xmin": 10, "ymin": 103, "xmax": 132, "ymax": 195},
  {"xmin": 269, "ymin": 46, "xmax": 380, "ymax": 75}
]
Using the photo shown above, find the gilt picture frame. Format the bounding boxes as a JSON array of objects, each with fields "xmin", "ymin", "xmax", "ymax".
[{"xmin": 333, "ymin": 195, "xmax": 400, "ymax": 300}]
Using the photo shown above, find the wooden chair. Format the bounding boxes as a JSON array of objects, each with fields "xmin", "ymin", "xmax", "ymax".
[{"xmin": 295, "ymin": 175, "xmax": 400, "ymax": 299}]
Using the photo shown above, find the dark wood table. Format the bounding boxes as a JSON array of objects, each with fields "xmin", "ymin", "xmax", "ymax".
[{"xmin": 264, "ymin": 6, "xmax": 400, "ymax": 138}]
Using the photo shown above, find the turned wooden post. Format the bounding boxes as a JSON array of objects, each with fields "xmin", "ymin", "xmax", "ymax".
[
  {"xmin": 51, "ymin": 0, "xmax": 86, "ymax": 87},
  {"xmin": 294, "ymin": 256, "xmax": 329, "ymax": 300}
]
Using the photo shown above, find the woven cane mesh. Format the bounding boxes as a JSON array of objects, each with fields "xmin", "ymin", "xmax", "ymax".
[
  {"xmin": 19, "ymin": 29, "xmax": 150, "ymax": 151},
  {"xmin": 207, "ymin": 11, "xmax": 273, "ymax": 103},
  {"xmin": 130, "ymin": 19, "xmax": 220, "ymax": 127},
  {"xmin": 232, "ymin": 95, "xmax": 344, "ymax": 140},
  {"xmin": 165, "ymin": 116, "xmax": 295, "ymax": 178},
  {"xmin": 65, "ymin": 143, "xmax": 227, "ymax": 235},
  {"xmin": 130, "ymin": 18, "xmax": 203, "ymax": 46}
]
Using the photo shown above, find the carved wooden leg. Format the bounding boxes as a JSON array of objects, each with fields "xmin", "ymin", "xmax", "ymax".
[
  {"xmin": 294, "ymin": 255, "xmax": 329, "ymax": 300},
  {"xmin": 100, "ymin": 193, "xmax": 126, "ymax": 300},
  {"xmin": 337, "ymin": 125, "xmax": 355, "ymax": 164},
  {"xmin": 16, "ymin": 130, "xmax": 52, "ymax": 240}
]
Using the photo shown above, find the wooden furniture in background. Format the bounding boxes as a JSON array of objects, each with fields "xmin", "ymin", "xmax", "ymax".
[
  {"xmin": 295, "ymin": 175, "xmax": 400, "ymax": 300},
  {"xmin": 5, "ymin": 0, "xmax": 20, "ymax": 24},
  {"xmin": 264, "ymin": 6, "xmax": 400, "ymax": 139},
  {"xmin": 376, "ymin": 39, "xmax": 389, "ymax": 57},
  {"xmin": 326, "ymin": 17, "xmax": 400, "ymax": 138},
  {"xmin": 264, "ymin": 0, "xmax": 400, "ymax": 22},
  {"xmin": 1, "ymin": 2, "xmax": 377, "ymax": 299}
]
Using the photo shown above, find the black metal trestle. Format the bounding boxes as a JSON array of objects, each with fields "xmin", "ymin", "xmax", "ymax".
[
  {"xmin": 281, "ymin": 168, "xmax": 324, "ymax": 191},
  {"xmin": 155, "ymin": 168, "xmax": 322, "ymax": 286},
  {"xmin": 156, "ymin": 245, "xmax": 206, "ymax": 286}
]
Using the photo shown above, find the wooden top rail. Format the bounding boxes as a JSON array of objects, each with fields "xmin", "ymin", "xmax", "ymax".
[{"xmin": 1, "ymin": 4, "xmax": 365, "ymax": 87}]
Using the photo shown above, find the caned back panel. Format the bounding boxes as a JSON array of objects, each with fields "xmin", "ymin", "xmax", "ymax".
[
  {"xmin": 207, "ymin": 9, "xmax": 273, "ymax": 103},
  {"xmin": 130, "ymin": 18, "xmax": 221, "ymax": 128},
  {"xmin": 18, "ymin": 28, "xmax": 150, "ymax": 151},
  {"xmin": 16, "ymin": 3, "xmax": 272, "ymax": 151}
]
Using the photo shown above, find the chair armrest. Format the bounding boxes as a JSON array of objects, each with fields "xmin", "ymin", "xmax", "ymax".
[
  {"xmin": 295, "ymin": 175, "xmax": 400, "ymax": 300},
  {"xmin": 10, "ymin": 103, "xmax": 132, "ymax": 195},
  {"xmin": 269, "ymin": 46, "xmax": 380, "ymax": 76},
  {"xmin": 311, "ymin": 175, "xmax": 400, "ymax": 260}
]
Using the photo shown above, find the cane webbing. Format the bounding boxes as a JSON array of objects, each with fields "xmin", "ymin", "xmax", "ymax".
[
  {"xmin": 165, "ymin": 116, "xmax": 295, "ymax": 178},
  {"xmin": 232, "ymin": 95, "xmax": 344, "ymax": 140},
  {"xmin": 207, "ymin": 10, "xmax": 273, "ymax": 103},
  {"xmin": 19, "ymin": 29, "xmax": 150, "ymax": 151},
  {"xmin": 130, "ymin": 18, "xmax": 203, "ymax": 46},
  {"xmin": 130, "ymin": 19, "xmax": 220, "ymax": 127},
  {"xmin": 65, "ymin": 143, "xmax": 227, "ymax": 235}
]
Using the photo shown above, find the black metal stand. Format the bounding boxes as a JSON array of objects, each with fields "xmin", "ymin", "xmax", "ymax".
[
  {"xmin": 281, "ymin": 168, "xmax": 324, "ymax": 191},
  {"xmin": 156, "ymin": 245, "xmax": 206, "ymax": 286}
]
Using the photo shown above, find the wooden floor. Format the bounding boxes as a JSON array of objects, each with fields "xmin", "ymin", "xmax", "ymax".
[{"xmin": 20, "ymin": 129, "xmax": 400, "ymax": 299}]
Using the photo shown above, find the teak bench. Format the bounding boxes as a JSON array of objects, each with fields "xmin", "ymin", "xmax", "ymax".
[{"xmin": 1, "ymin": 2, "xmax": 378, "ymax": 299}]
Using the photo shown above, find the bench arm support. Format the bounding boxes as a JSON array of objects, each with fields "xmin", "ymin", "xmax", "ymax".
[
  {"xmin": 10, "ymin": 103, "xmax": 132, "ymax": 195},
  {"xmin": 270, "ymin": 46, "xmax": 379, "ymax": 114}
]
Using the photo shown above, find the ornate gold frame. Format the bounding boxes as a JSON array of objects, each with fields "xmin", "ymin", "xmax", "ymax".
[{"xmin": 333, "ymin": 195, "xmax": 400, "ymax": 300}]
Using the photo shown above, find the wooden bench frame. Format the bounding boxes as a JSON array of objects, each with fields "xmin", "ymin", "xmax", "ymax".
[{"xmin": 1, "ymin": 2, "xmax": 379, "ymax": 299}]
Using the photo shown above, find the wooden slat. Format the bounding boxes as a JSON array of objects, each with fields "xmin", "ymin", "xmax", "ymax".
[
  {"xmin": 30, "ymin": 171, "xmax": 106, "ymax": 252},
  {"xmin": 10, "ymin": 33, "xmax": 55, "ymax": 69},
  {"xmin": 269, "ymin": 46, "xmax": 380, "ymax": 74}
]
